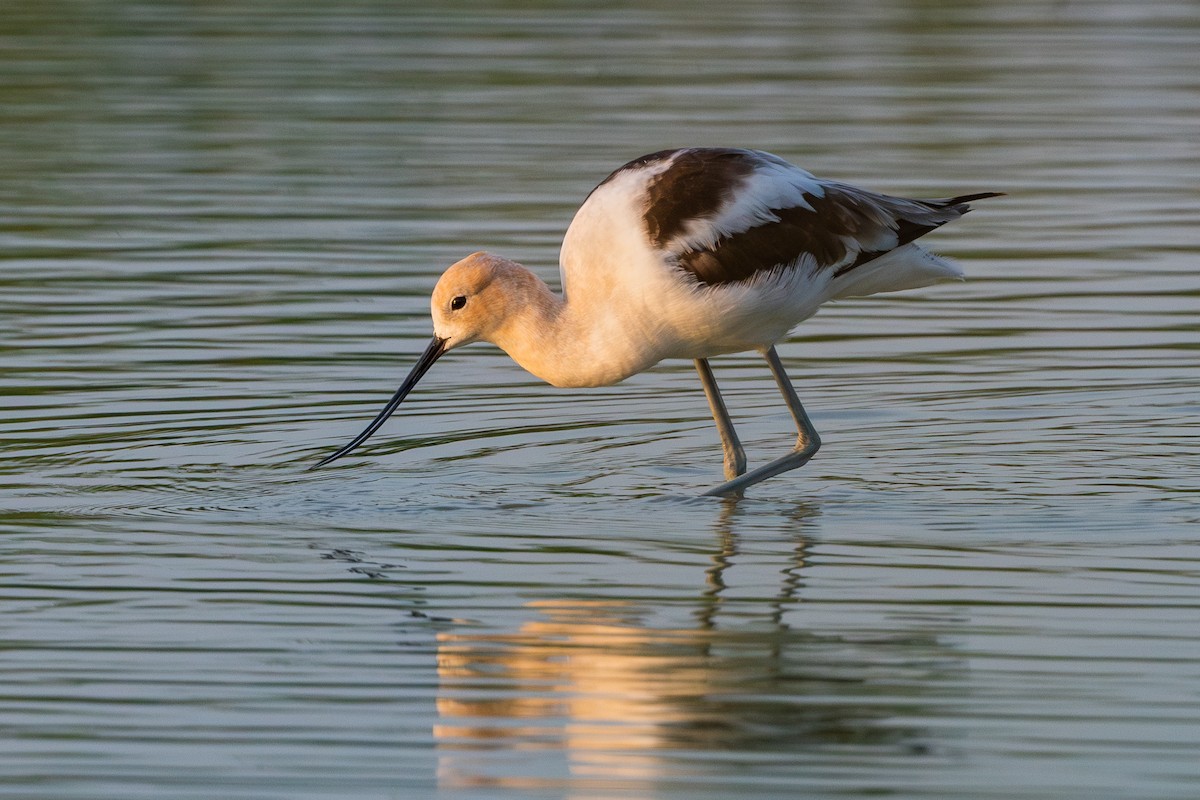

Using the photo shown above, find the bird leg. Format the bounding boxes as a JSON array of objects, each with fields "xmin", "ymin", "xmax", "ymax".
[
  {"xmin": 763, "ymin": 345, "xmax": 821, "ymax": 449},
  {"xmin": 702, "ymin": 346, "xmax": 822, "ymax": 497},
  {"xmin": 694, "ymin": 358, "xmax": 747, "ymax": 480}
]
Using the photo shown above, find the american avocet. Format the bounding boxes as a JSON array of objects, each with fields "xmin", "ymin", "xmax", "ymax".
[{"xmin": 314, "ymin": 148, "xmax": 999, "ymax": 495}]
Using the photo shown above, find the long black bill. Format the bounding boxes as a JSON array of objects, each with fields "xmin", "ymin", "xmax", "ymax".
[{"xmin": 311, "ymin": 335, "xmax": 448, "ymax": 469}]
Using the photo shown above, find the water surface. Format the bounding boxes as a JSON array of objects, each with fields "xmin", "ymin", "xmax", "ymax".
[{"xmin": 3, "ymin": 1, "xmax": 1199, "ymax": 798}]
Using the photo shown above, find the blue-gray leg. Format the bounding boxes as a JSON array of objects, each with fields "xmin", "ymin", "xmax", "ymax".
[
  {"xmin": 702, "ymin": 346, "xmax": 821, "ymax": 497},
  {"xmin": 694, "ymin": 358, "xmax": 747, "ymax": 480}
]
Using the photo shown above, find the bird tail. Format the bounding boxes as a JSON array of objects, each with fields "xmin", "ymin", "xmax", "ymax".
[
  {"xmin": 829, "ymin": 191, "xmax": 1002, "ymax": 299},
  {"xmin": 829, "ymin": 243, "xmax": 964, "ymax": 299},
  {"xmin": 929, "ymin": 191, "xmax": 1006, "ymax": 209}
]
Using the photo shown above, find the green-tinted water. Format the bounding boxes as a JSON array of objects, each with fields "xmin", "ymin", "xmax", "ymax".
[{"xmin": 3, "ymin": 1, "xmax": 1198, "ymax": 797}]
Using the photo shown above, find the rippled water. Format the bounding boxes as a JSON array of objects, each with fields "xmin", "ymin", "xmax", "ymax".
[{"xmin": 3, "ymin": 1, "xmax": 1199, "ymax": 798}]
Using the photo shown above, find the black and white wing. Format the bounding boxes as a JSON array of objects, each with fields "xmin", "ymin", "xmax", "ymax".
[{"xmin": 596, "ymin": 147, "xmax": 999, "ymax": 290}]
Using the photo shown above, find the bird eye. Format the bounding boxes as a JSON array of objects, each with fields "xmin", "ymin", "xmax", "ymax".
[{"xmin": 450, "ymin": 295, "xmax": 467, "ymax": 311}]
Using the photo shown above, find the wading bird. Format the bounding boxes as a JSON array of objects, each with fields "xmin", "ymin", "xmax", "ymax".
[{"xmin": 314, "ymin": 148, "xmax": 998, "ymax": 495}]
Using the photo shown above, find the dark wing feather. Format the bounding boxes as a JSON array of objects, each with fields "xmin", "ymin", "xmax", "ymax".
[
  {"xmin": 629, "ymin": 148, "xmax": 1000, "ymax": 286},
  {"xmin": 834, "ymin": 190, "xmax": 1005, "ymax": 278},
  {"xmin": 680, "ymin": 185, "xmax": 881, "ymax": 285}
]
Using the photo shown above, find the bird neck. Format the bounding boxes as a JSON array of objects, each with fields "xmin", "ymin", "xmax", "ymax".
[{"xmin": 487, "ymin": 267, "xmax": 651, "ymax": 388}]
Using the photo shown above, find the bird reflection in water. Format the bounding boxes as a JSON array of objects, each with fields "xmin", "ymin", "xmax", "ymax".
[{"xmin": 434, "ymin": 503, "xmax": 957, "ymax": 791}]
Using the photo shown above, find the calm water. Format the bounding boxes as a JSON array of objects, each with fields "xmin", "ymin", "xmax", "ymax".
[{"xmin": 3, "ymin": 1, "xmax": 1199, "ymax": 798}]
